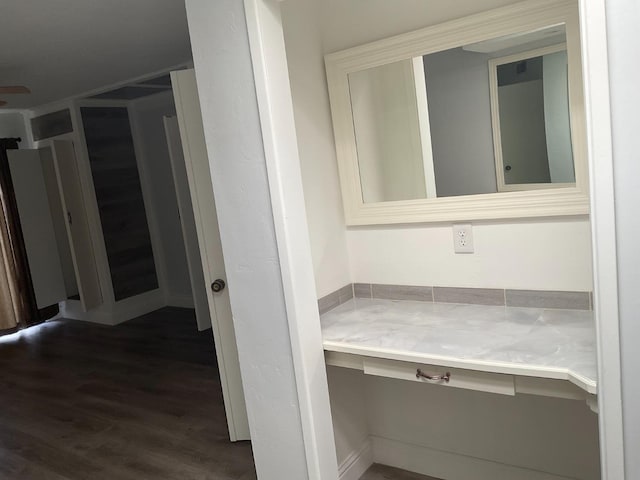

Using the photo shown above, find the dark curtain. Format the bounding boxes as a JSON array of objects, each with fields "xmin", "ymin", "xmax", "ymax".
[{"xmin": 0, "ymin": 138, "xmax": 39, "ymax": 330}]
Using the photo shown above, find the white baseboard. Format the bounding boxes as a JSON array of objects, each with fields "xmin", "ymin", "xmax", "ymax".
[
  {"xmin": 339, "ymin": 440, "xmax": 373, "ymax": 480},
  {"xmin": 165, "ymin": 293, "xmax": 195, "ymax": 309},
  {"xmin": 60, "ymin": 289, "xmax": 166, "ymax": 325},
  {"xmin": 60, "ymin": 300, "xmax": 114, "ymax": 325},
  {"xmin": 371, "ymin": 436, "xmax": 574, "ymax": 480}
]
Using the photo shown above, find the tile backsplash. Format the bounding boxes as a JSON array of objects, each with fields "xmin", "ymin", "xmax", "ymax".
[{"xmin": 318, "ymin": 283, "xmax": 592, "ymax": 314}]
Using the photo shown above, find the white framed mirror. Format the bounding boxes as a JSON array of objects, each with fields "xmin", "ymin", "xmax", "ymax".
[{"xmin": 325, "ymin": 0, "xmax": 588, "ymax": 225}]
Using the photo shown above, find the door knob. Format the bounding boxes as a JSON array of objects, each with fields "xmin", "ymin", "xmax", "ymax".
[
  {"xmin": 505, "ymin": 165, "xmax": 512, "ymax": 171},
  {"xmin": 211, "ymin": 279, "xmax": 226, "ymax": 293}
]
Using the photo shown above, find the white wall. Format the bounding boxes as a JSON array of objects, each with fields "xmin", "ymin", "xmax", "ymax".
[
  {"xmin": 281, "ymin": 0, "xmax": 351, "ymax": 298},
  {"xmin": 130, "ymin": 91, "xmax": 193, "ymax": 305},
  {"xmin": 0, "ymin": 111, "xmax": 30, "ymax": 147},
  {"xmin": 366, "ymin": 375, "xmax": 600, "ymax": 479},
  {"xmin": 284, "ymin": 0, "xmax": 593, "ymax": 295},
  {"xmin": 348, "ymin": 218, "xmax": 592, "ymax": 291},
  {"xmin": 605, "ymin": 0, "xmax": 640, "ymax": 477},
  {"xmin": 326, "ymin": 367, "xmax": 369, "ymax": 467}
]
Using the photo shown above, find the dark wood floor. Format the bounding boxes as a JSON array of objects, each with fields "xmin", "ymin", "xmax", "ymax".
[{"xmin": 0, "ymin": 307, "xmax": 437, "ymax": 480}]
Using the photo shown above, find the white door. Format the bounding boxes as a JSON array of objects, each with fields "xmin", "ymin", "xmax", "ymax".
[
  {"xmin": 163, "ymin": 115, "xmax": 210, "ymax": 332},
  {"xmin": 171, "ymin": 69, "xmax": 250, "ymax": 441},
  {"xmin": 51, "ymin": 140, "xmax": 103, "ymax": 311},
  {"xmin": 7, "ymin": 149, "xmax": 66, "ymax": 308}
]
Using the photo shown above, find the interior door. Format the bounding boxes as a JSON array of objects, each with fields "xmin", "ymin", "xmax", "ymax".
[
  {"xmin": 51, "ymin": 140, "xmax": 103, "ymax": 311},
  {"xmin": 171, "ymin": 69, "xmax": 250, "ymax": 441},
  {"xmin": 7, "ymin": 149, "xmax": 66, "ymax": 308},
  {"xmin": 163, "ymin": 115, "xmax": 210, "ymax": 332}
]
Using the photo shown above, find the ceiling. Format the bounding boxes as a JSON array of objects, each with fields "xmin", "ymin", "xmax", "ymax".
[{"xmin": 0, "ymin": 0, "xmax": 192, "ymax": 109}]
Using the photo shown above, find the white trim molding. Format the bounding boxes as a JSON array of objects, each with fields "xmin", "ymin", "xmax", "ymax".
[
  {"xmin": 339, "ymin": 440, "xmax": 373, "ymax": 480},
  {"xmin": 165, "ymin": 294, "xmax": 195, "ymax": 309},
  {"xmin": 244, "ymin": 0, "xmax": 341, "ymax": 477},
  {"xmin": 60, "ymin": 289, "xmax": 166, "ymax": 325},
  {"xmin": 578, "ymin": 0, "xmax": 626, "ymax": 477}
]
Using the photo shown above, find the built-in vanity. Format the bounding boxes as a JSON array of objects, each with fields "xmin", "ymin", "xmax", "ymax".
[
  {"xmin": 321, "ymin": 290, "xmax": 596, "ymax": 407},
  {"xmin": 280, "ymin": 0, "xmax": 601, "ymax": 477}
]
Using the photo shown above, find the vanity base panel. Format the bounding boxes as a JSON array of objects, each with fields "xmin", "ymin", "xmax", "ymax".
[
  {"xmin": 370, "ymin": 436, "xmax": 581, "ymax": 480},
  {"xmin": 326, "ymin": 361, "xmax": 600, "ymax": 480}
]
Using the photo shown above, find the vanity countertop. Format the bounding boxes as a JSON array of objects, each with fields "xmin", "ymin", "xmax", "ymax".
[{"xmin": 321, "ymin": 298, "xmax": 597, "ymax": 394}]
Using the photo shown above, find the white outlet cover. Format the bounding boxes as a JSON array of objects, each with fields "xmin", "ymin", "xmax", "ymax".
[{"xmin": 453, "ymin": 224, "xmax": 474, "ymax": 253}]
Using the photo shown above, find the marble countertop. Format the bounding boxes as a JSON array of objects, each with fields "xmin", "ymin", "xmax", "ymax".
[{"xmin": 320, "ymin": 298, "xmax": 597, "ymax": 394}]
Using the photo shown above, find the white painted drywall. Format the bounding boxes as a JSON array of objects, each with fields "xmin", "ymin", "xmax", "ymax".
[
  {"xmin": 0, "ymin": 111, "xmax": 30, "ymax": 146},
  {"xmin": 326, "ymin": 367, "xmax": 370, "ymax": 466},
  {"xmin": 283, "ymin": 0, "xmax": 593, "ymax": 295},
  {"xmin": 0, "ymin": 0, "xmax": 192, "ymax": 109},
  {"xmin": 186, "ymin": 0, "xmax": 338, "ymax": 478},
  {"xmin": 281, "ymin": 0, "xmax": 351, "ymax": 298},
  {"xmin": 365, "ymin": 375, "xmax": 600, "ymax": 479},
  {"xmin": 130, "ymin": 91, "xmax": 193, "ymax": 306},
  {"xmin": 605, "ymin": 0, "xmax": 640, "ymax": 477},
  {"xmin": 347, "ymin": 218, "xmax": 592, "ymax": 291}
]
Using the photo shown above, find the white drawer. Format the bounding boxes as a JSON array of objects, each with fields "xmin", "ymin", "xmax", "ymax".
[{"xmin": 362, "ymin": 357, "xmax": 515, "ymax": 396}]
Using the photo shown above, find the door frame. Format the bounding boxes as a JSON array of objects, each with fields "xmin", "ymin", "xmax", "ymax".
[
  {"xmin": 162, "ymin": 114, "xmax": 211, "ymax": 332},
  {"xmin": 577, "ymin": 0, "xmax": 625, "ymax": 477},
  {"xmin": 170, "ymin": 70, "xmax": 250, "ymax": 441}
]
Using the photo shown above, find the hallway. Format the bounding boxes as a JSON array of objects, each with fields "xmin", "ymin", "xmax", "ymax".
[{"xmin": 0, "ymin": 307, "xmax": 436, "ymax": 480}]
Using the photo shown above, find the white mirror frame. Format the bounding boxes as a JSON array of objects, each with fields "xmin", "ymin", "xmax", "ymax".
[{"xmin": 325, "ymin": 0, "xmax": 589, "ymax": 225}]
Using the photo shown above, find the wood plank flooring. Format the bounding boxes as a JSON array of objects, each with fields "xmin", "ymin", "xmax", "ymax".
[{"xmin": 0, "ymin": 307, "xmax": 438, "ymax": 480}]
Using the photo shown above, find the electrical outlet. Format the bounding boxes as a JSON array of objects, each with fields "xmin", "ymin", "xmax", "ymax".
[{"xmin": 453, "ymin": 224, "xmax": 474, "ymax": 254}]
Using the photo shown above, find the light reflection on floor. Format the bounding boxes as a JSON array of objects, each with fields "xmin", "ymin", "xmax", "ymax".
[{"xmin": 0, "ymin": 320, "xmax": 62, "ymax": 345}]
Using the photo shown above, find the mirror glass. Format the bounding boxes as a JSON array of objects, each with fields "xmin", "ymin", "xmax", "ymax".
[
  {"xmin": 494, "ymin": 48, "xmax": 575, "ymax": 189},
  {"xmin": 347, "ymin": 25, "xmax": 572, "ymax": 203}
]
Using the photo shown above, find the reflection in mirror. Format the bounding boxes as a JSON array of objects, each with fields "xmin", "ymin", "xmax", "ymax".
[
  {"xmin": 347, "ymin": 25, "xmax": 574, "ymax": 203},
  {"xmin": 491, "ymin": 46, "xmax": 575, "ymax": 190},
  {"xmin": 348, "ymin": 60, "xmax": 435, "ymax": 203}
]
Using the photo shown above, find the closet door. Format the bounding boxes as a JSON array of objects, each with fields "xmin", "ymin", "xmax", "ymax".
[
  {"xmin": 171, "ymin": 68, "xmax": 250, "ymax": 441},
  {"xmin": 7, "ymin": 149, "xmax": 66, "ymax": 308},
  {"xmin": 52, "ymin": 140, "xmax": 102, "ymax": 311}
]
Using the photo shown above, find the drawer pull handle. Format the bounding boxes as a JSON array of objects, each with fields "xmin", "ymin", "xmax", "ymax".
[{"xmin": 416, "ymin": 369, "xmax": 451, "ymax": 383}]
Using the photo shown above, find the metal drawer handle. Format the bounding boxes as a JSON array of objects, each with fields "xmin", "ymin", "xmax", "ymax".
[{"xmin": 416, "ymin": 369, "xmax": 451, "ymax": 383}]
